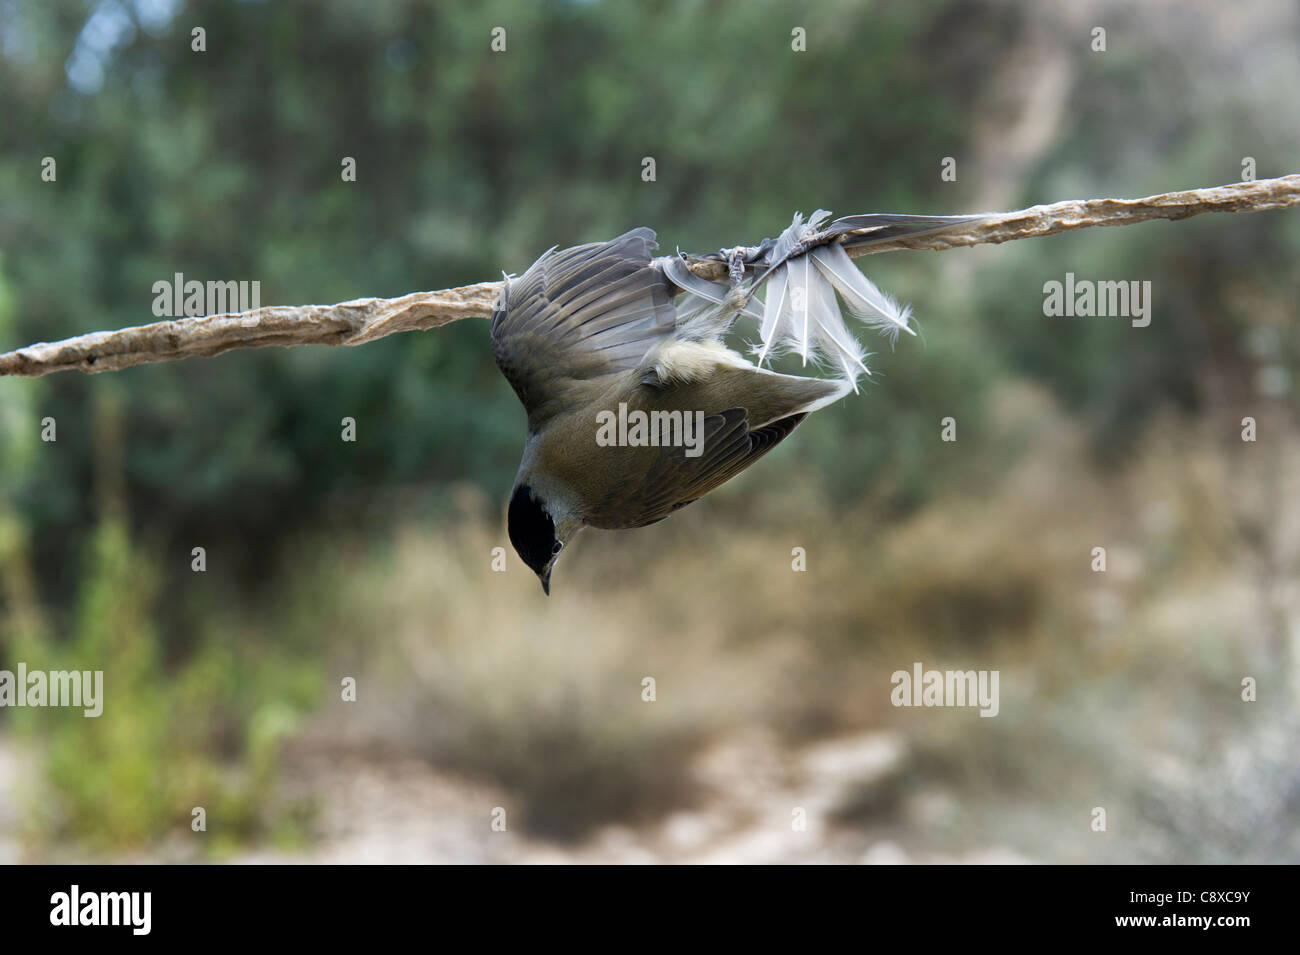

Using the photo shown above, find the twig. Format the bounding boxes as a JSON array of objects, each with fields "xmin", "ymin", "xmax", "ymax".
[{"xmin": 3, "ymin": 175, "xmax": 1296, "ymax": 379}]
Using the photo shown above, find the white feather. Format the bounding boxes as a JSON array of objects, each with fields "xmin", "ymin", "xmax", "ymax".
[
  {"xmin": 770, "ymin": 212, "xmax": 805, "ymax": 264},
  {"xmin": 810, "ymin": 243, "xmax": 914, "ymax": 342},
  {"xmin": 655, "ymin": 210, "xmax": 914, "ymax": 396},
  {"xmin": 808, "ymin": 266, "xmax": 869, "ymax": 389},
  {"xmin": 789, "ymin": 254, "xmax": 812, "ymax": 365},
  {"xmin": 757, "ymin": 267, "xmax": 788, "ymax": 366}
]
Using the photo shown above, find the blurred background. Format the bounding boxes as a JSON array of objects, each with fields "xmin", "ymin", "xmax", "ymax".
[{"xmin": 1, "ymin": 0, "xmax": 1298, "ymax": 863}]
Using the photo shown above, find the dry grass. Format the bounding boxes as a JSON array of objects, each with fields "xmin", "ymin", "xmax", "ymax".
[{"xmin": 260, "ymin": 382, "xmax": 1298, "ymax": 856}]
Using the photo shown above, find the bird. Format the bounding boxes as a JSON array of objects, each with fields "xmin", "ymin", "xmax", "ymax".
[{"xmin": 491, "ymin": 210, "xmax": 980, "ymax": 593}]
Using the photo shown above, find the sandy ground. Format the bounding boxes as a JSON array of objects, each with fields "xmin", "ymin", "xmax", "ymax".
[
  {"xmin": 222, "ymin": 726, "xmax": 1033, "ymax": 865},
  {"xmin": 0, "ymin": 725, "xmax": 1033, "ymax": 864}
]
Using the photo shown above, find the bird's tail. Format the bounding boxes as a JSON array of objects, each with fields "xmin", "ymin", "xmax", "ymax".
[
  {"xmin": 760, "ymin": 212, "xmax": 918, "ymax": 392},
  {"xmin": 658, "ymin": 209, "xmax": 977, "ymax": 393}
]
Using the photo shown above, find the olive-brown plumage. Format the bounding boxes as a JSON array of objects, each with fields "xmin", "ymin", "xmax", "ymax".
[
  {"xmin": 491, "ymin": 227, "xmax": 849, "ymax": 593},
  {"xmin": 492, "ymin": 211, "xmax": 978, "ymax": 592}
]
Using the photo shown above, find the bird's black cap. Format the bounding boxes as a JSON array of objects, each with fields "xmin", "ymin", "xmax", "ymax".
[{"xmin": 507, "ymin": 485, "xmax": 557, "ymax": 593}]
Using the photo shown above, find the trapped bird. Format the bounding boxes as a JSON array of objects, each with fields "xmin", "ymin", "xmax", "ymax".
[{"xmin": 492, "ymin": 211, "xmax": 981, "ymax": 593}]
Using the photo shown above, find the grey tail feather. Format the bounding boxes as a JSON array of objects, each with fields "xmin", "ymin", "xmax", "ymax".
[{"xmin": 827, "ymin": 213, "xmax": 985, "ymax": 249}]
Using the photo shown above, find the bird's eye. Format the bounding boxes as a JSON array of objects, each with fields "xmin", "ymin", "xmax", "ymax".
[{"xmin": 552, "ymin": 541, "xmax": 564, "ymax": 556}]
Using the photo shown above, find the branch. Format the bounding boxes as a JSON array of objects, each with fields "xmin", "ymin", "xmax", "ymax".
[
  {"xmin": 0, "ymin": 284, "xmax": 501, "ymax": 379},
  {"xmin": 3, "ymin": 175, "xmax": 1296, "ymax": 379}
]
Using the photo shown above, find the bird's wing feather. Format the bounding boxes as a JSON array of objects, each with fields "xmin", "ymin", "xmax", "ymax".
[
  {"xmin": 491, "ymin": 228, "xmax": 677, "ymax": 427},
  {"xmin": 626, "ymin": 408, "xmax": 809, "ymax": 524}
]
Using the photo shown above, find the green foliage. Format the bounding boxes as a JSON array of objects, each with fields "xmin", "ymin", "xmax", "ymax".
[
  {"xmin": 0, "ymin": 0, "xmax": 1009, "ymax": 593},
  {"xmin": 10, "ymin": 518, "xmax": 319, "ymax": 855}
]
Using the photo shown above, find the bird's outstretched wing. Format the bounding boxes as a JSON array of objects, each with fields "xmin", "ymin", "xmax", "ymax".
[{"xmin": 491, "ymin": 228, "xmax": 678, "ymax": 429}]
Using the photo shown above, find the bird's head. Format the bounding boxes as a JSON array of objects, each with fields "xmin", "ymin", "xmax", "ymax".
[{"xmin": 507, "ymin": 483, "xmax": 582, "ymax": 595}]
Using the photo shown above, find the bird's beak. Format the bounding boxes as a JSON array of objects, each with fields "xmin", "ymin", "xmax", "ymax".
[{"xmin": 540, "ymin": 565, "xmax": 553, "ymax": 596}]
